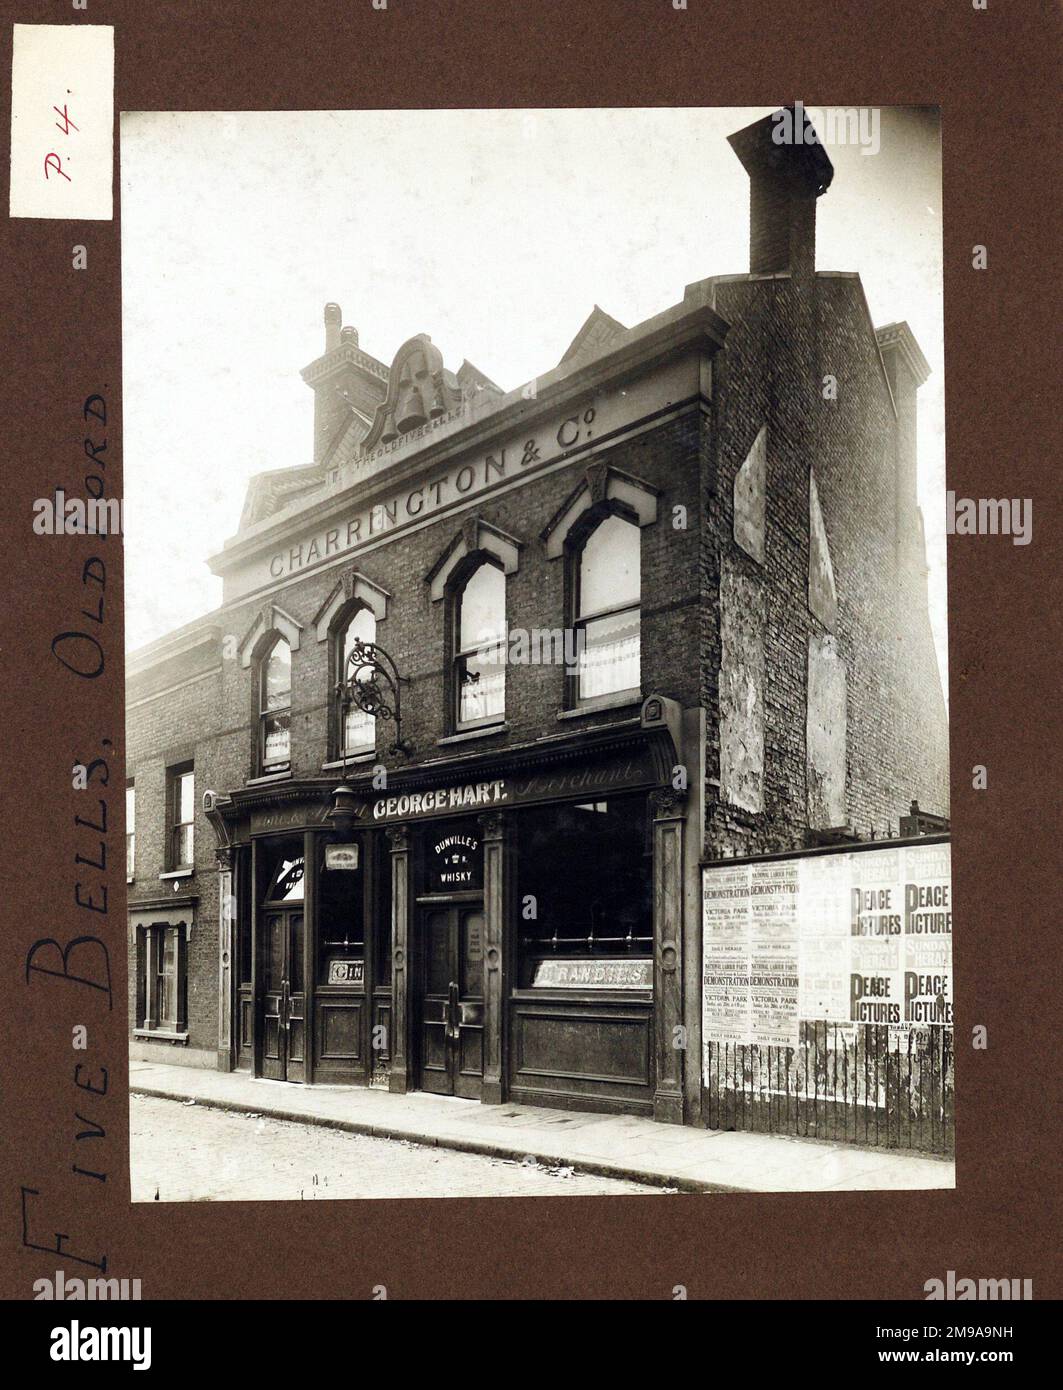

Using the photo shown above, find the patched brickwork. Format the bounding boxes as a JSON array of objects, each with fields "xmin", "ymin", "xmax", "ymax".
[{"xmin": 703, "ymin": 269, "xmax": 948, "ymax": 858}]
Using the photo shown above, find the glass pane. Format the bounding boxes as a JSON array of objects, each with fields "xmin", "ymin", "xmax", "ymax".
[
  {"xmin": 289, "ymin": 914, "xmax": 304, "ymax": 993},
  {"xmin": 157, "ymin": 930, "xmax": 177, "ymax": 1027},
  {"xmin": 457, "ymin": 646, "xmax": 505, "ymax": 725},
  {"xmin": 343, "ymin": 704, "xmax": 375, "ymax": 753},
  {"xmin": 462, "ymin": 911, "xmax": 484, "ymax": 997},
  {"xmin": 127, "ymin": 834, "xmax": 135, "ymax": 879},
  {"xmin": 459, "ymin": 563, "xmax": 506, "ymax": 651},
  {"xmin": 577, "ymin": 609, "xmax": 640, "ymax": 699},
  {"xmin": 516, "ymin": 798, "xmax": 652, "ymax": 974},
  {"xmin": 176, "ymin": 770, "xmax": 195, "ymax": 824},
  {"xmin": 425, "ymin": 911, "xmax": 451, "ymax": 996},
  {"xmin": 579, "ymin": 514, "xmax": 640, "ymax": 617},
  {"xmin": 337, "ymin": 610, "xmax": 376, "ymax": 753},
  {"xmin": 266, "ymin": 855, "xmax": 304, "ymax": 902},
  {"xmin": 262, "ymin": 639, "xmax": 291, "ymax": 713},
  {"xmin": 263, "ymin": 711, "xmax": 290, "ymax": 767},
  {"xmin": 265, "ymin": 915, "xmax": 285, "ymax": 992},
  {"xmin": 176, "ymin": 822, "xmax": 194, "ymax": 867},
  {"xmin": 340, "ymin": 606, "xmax": 376, "ymax": 672}
]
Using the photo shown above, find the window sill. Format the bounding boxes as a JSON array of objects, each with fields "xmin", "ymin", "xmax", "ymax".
[
  {"xmin": 133, "ymin": 1028, "xmax": 189, "ymax": 1043},
  {"xmin": 245, "ymin": 770, "xmax": 292, "ymax": 787},
  {"xmin": 159, "ymin": 869, "xmax": 194, "ymax": 881},
  {"xmin": 556, "ymin": 692, "xmax": 642, "ymax": 720},
  {"xmin": 437, "ymin": 723, "xmax": 508, "ymax": 747},
  {"xmin": 321, "ymin": 753, "xmax": 376, "ymax": 771}
]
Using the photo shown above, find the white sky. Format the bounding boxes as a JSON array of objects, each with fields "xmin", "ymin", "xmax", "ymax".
[{"xmin": 121, "ymin": 106, "xmax": 946, "ymax": 691}]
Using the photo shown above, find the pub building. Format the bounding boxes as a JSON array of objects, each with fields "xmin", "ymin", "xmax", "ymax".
[{"xmin": 126, "ymin": 112, "xmax": 950, "ymax": 1134}]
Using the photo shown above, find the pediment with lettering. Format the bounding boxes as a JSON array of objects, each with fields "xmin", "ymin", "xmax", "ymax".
[{"xmin": 361, "ymin": 334, "xmax": 464, "ymax": 452}]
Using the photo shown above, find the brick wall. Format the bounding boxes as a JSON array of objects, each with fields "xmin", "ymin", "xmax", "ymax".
[
  {"xmin": 703, "ymin": 270, "xmax": 949, "ymax": 859},
  {"xmin": 126, "ymin": 412, "xmax": 704, "ymax": 1052},
  {"xmin": 126, "ymin": 637, "xmax": 223, "ymax": 1054}
]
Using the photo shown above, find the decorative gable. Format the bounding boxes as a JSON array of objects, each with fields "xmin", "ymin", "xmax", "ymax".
[
  {"xmin": 238, "ymin": 604, "xmax": 304, "ymax": 668},
  {"xmin": 426, "ymin": 517, "xmax": 523, "ymax": 601},
  {"xmin": 312, "ymin": 569, "xmax": 390, "ymax": 640},
  {"xmin": 540, "ymin": 463, "xmax": 658, "ymax": 559},
  {"xmin": 361, "ymin": 334, "xmax": 464, "ymax": 452},
  {"xmin": 558, "ymin": 306, "xmax": 627, "ymax": 368}
]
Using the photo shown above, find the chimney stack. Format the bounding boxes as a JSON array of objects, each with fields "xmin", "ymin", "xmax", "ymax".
[
  {"xmin": 728, "ymin": 106, "xmax": 834, "ymax": 279},
  {"xmin": 876, "ymin": 321, "xmax": 931, "ymax": 577},
  {"xmin": 324, "ymin": 302, "xmax": 342, "ymax": 352}
]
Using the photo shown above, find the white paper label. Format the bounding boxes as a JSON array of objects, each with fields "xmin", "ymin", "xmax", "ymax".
[{"xmin": 9, "ymin": 24, "xmax": 114, "ymax": 220}]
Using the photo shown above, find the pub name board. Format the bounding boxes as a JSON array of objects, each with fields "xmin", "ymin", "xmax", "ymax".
[{"xmin": 368, "ymin": 755, "xmax": 654, "ymax": 823}]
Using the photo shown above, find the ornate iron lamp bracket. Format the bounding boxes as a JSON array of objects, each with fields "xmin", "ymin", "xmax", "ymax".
[{"xmin": 337, "ymin": 638, "xmax": 412, "ymax": 758}]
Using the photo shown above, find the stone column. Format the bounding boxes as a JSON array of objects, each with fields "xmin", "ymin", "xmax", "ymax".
[
  {"xmin": 216, "ymin": 845, "xmax": 236, "ymax": 1072},
  {"xmin": 387, "ymin": 825, "xmax": 412, "ymax": 1094},
  {"xmin": 652, "ymin": 788, "xmax": 686, "ymax": 1124},
  {"xmin": 479, "ymin": 810, "xmax": 511, "ymax": 1105}
]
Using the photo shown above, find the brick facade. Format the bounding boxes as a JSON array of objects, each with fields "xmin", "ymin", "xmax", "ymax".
[{"xmin": 126, "ymin": 110, "xmax": 949, "ymax": 1130}]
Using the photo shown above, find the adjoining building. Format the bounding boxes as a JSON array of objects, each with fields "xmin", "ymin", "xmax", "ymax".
[{"xmin": 126, "ymin": 111, "xmax": 951, "ymax": 1146}]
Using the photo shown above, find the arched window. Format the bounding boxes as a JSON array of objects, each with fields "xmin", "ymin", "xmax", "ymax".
[
  {"xmin": 574, "ymin": 513, "xmax": 641, "ymax": 702},
  {"xmin": 336, "ymin": 606, "xmax": 376, "ymax": 757},
  {"xmin": 259, "ymin": 637, "xmax": 292, "ymax": 774},
  {"xmin": 453, "ymin": 560, "xmax": 506, "ymax": 729}
]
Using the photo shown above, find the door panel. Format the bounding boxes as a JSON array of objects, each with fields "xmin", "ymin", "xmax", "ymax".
[
  {"xmin": 261, "ymin": 912, "xmax": 286, "ymax": 1080},
  {"xmin": 286, "ymin": 912, "xmax": 306, "ymax": 1082},
  {"xmin": 417, "ymin": 905, "xmax": 484, "ymax": 1099},
  {"xmin": 259, "ymin": 910, "xmax": 306, "ymax": 1083}
]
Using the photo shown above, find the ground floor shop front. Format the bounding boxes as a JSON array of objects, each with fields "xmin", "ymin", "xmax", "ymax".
[{"xmin": 203, "ymin": 700, "xmax": 699, "ymax": 1124}]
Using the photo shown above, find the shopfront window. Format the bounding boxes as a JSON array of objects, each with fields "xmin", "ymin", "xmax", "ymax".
[
  {"xmin": 453, "ymin": 560, "xmax": 506, "ymax": 728},
  {"xmin": 574, "ymin": 513, "xmax": 641, "ymax": 702},
  {"xmin": 259, "ymin": 637, "xmax": 291, "ymax": 774},
  {"xmin": 516, "ymin": 796, "xmax": 652, "ymax": 985},
  {"xmin": 318, "ymin": 839, "xmax": 364, "ymax": 986},
  {"xmin": 336, "ymin": 606, "xmax": 376, "ymax": 758},
  {"xmin": 135, "ymin": 923, "xmax": 186, "ymax": 1033}
]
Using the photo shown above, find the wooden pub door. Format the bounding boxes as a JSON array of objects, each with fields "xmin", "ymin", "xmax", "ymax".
[
  {"xmin": 416, "ymin": 904, "xmax": 484, "ymax": 1099},
  {"xmin": 260, "ymin": 908, "xmax": 307, "ymax": 1082}
]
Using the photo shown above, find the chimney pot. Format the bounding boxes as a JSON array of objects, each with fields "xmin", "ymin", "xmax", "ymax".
[
  {"xmin": 728, "ymin": 106, "xmax": 834, "ymax": 278},
  {"xmin": 341, "ymin": 326, "xmax": 359, "ymax": 347},
  {"xmin": 324, "ymin": 302, "xmax": 342, "ymax": 352}
]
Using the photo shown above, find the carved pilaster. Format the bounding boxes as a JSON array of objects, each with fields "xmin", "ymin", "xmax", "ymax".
[
  {"xmin": 651, "ymin": 787, "xmax": 686, "ymax": 1123},
  {"xmin": 387, "ymin": 825, "xmax": 412, "ymax": 1094},
  {"xmin": 479, "ymin": 810, "xmax": 512, "ymax": 1105},
  {"xmin": 216, "ymin": 842, "xmax": 237, "ymax": 1072}
]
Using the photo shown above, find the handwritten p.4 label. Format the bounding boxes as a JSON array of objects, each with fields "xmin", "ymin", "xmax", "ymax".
[{"xmin": 9, "ymin": 24, "xmax": 114, "ymax": 221}]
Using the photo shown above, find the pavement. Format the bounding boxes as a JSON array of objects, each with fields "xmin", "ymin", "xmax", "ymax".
[
  {"xmin": 130, "ymin": 1093, "xmax": 661, "ymax": 1201},
  {"xmin": 129, "ymin": 1059, "xmax": 955, "ymax": 1195}
]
